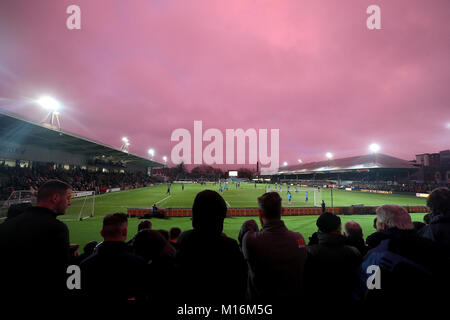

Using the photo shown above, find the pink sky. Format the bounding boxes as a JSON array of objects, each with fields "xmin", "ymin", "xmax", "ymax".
[{"xmin": 0, "ymin": 0, "xmax": 449, "ymax": 167}]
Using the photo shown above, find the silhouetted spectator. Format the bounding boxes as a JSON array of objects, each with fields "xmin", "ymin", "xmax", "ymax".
[
  {"xmin": 419, "ymin": 187, "xmax": 450, "ymax": 247},
  {"xmin": 5, "ymin": 202, "xmax": 32, "ymax": 222},
  {"xmin": 158, "ymin": 229, "xmax": 169, "ymax": 241},
  {"xmin": 169, "ymin": 227, "xmax": 182, "ymax": 249},
  {"xmin": 243, "ymin": 192, "xmax": 307, "ymax": 304},
  {"xmin": 134, "ymin": 229, "xmax": 177, "ymax": 308},
  {"xmin": 72, "ymin": 241, "xmax": 98, "ymax": 265},
  {"xmin": 423, "ymin": 213, "xmax": 432, "ymax": 225},
  {"xmin": 413, "ymin": 221, "xmax": 426, "ymax": 231},
  {"xmin": 0, "ymin": 180, "xmax": 72, "ymax": 305},
  {"xmin": 356, "ymin": 205, "xmax": 446, "ymax": 305},
  {"xmin": 367, "ymin": 204, "xmax": 420, "ymax": 250},
  {"xmin": 127, "ymin": 220, "xmax": 152, "ymax": 249},
  {"xmin": 344, "ymin": 220, "xmax": 368, "ymax": 256},
  {"xmin": 238, "ymin": 219, "xmax": 259, "ymax": 249},
  {"xmin": 305, "ymin": 212, "xmax": 362, "ymax": 305},
  {"xmin": 308, "ymin": 231, "xmax": 319, "ymax": 245},
  {"xmin": 80, "ymin": 213, "xmax": 146, "ymax": 305},
  {"xmin": 176, "ymin": 190, "xmax": 247, "ymax": 303}
]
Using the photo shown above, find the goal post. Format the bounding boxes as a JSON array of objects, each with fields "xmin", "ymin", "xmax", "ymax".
[
  {"xmin": 313, "ymin": 187, "xmax": 322, "ymax": 207},
  {"xmin": 298, "ymin": 187, "xmax": 322, "ymax": 207},
  {"xmin": 60, "ymin": 190, "xmax": 96, "ymax": 221},
  {"xmin": 283, "ymin": 186, "xmax": 322, "ymax": 207}
]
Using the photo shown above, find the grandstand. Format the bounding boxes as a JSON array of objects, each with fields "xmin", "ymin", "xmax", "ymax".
[
  {"xmin": 273, "ymin": 153, "xmax": 418, "ymax": 187},
  {"xmin": 0, "ymin": 111, "xmax": 163, "ymax": 172},
  {"xmin": 0, "ymin": 111, "xmax": 163, "ymax": 218}
]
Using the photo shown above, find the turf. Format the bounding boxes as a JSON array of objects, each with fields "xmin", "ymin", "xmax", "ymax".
[{"xmin": 62, "ymin": 184, "xmax": 427, "ymax": 253}]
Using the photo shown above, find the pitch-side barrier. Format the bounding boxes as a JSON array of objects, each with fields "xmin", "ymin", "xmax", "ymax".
[{"xmin": 127, "ymin": 205, "xmax": 429, "ymax": 217}]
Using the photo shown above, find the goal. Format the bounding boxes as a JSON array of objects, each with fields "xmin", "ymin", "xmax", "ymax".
[
  {"xmin": 300, "ymin": 187, "xmax": 322, "ymax": 207},
  {"xmin": 284, "ymin": 186, "xmax": 322, "ymax": 207},
  {"xmin": 60, "ymin": 190, "xmax": 96, "ymax": 221}
]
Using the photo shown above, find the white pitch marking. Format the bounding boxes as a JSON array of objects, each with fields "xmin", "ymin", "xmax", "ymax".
[{"xmin": 156, "ymin": 195, "xmax": 172, "ymax": 205}]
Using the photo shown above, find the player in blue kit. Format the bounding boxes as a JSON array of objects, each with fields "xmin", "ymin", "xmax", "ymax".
[
  {"xmin": 288, "ymin": 191, "xmax": 292, "ymax": 204},
  {"xmin": 305, "ymin": 191, "xmax": 309, "ymax": 203}
]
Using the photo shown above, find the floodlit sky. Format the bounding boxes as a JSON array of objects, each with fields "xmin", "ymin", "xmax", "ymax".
[{"xmin": 0, "ymin": 0, "xmax": 449, "ymax": 167}]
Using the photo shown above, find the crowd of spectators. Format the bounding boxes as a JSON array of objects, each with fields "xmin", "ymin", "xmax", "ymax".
[
  {"xmin": 0, "ymin": 164, "xmax": 160, "ymax": 200},
  {"xmin": 0, "ymin": 180, "xmax": 449, "ymax": 314},
  {"xmin": 350, "ymin": 181, "xmax": 450, "ymax": 193},
  {"xmin": 280, "ymin": 178, "xmax": 449, "ymax": 194}
]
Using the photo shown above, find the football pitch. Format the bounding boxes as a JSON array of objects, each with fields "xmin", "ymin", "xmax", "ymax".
[{"xmin": 63, "ymin": 184, "xmax": 427, "ymax": 252}]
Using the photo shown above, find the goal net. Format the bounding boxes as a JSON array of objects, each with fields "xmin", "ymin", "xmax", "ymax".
[
  {"xmin": 280, "ymin": 186, "xmax": 322, "ymax": 207},
  {"xmin": 60, "ymin": 190, "xmax": 96, "ymax": 221},
  {"xmin": 299, "ymin": 187, "xmax": 322, "ymax": 207}
]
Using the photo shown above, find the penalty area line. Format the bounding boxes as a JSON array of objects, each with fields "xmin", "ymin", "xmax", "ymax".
[{"xmin": 156, "ymin": 195, "xmax": 172, "ymax": 205}]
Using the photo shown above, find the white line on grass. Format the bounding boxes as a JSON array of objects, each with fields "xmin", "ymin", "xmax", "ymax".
[
  {"xmin": 156, "ymin": 195, "xmax": 172, "ymax": 205},
  {"xmin": 225, "ymin": 200, "xmax": 231, "ymax": 208}
]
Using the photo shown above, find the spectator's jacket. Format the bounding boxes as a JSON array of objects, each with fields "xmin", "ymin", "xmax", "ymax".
[
  {"xmin": 346, "ymin": 235, "xmax": 368, "ymax": 257},
  {"xmin": 419, "ymin": 214, "xmax": 450, "ymax": 248},
  {"xmin": 366, "ymin": 227, "xmax": 414, "ymax": 250},
  {"xmin": 305, "ymin": 232, "xmax": 362, "ymax": 303},
  {"xmin": 243, "ymin": 220, "xmax": 307, "ymax": 303},
  {"xmin": 355, "ymin": 231, "xmax": 446, "ymax": 305},
  {"xmin": 0, "ymin": 206, "xmax": 70, "ymax": 304},
  {"xmin": 80, "ymin": 241, "xmax": 147, "ymax": 304},
  {"xmin": 176, "ymin": 229, "xmax": 247, "ymax": 303}
]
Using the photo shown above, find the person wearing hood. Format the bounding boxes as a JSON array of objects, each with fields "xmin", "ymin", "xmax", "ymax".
[
  {"xmin": 419, "ymin": 187, "xmax": 450, "ymax": 248},
  {"xmin": 175, "ymin": 190, "xmax": 247, "ymax": 304}
]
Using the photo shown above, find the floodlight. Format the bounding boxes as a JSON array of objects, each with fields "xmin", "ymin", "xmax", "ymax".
[
  {"xmin": 283, "ymin": 161, "xmax": 288, "ymax": 166},
  {"xmin": 122, "ymin": 137, "xmax": 129, "ymax": 143},
  {"xmin": 298, "ymin": 159, "xmax": 303, "ymax": 163},
  {"xmin": 369, "ymin": 143, "xmax": 380, "ymax": 153},
  {"xmin": 326, "ymin": 152, "xmax": 333, "ymax": 159},
  {"xmin": 37, "ymin": 96, "xmax": 60, "ymax": 111},
  {"xmin": 148, "ymin": 149, "xmax": 155, "ymax": 157},
  {"xmin": 38, "ymin": 95, "xmax": 62, "ymax": 130},
  {"xmin": 163, "ymin": 156, "xmax": 167, "ymax": 162}
]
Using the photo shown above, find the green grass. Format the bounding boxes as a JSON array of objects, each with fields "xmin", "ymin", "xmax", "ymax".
[{"xmin": 62, "ymin": 183, "xmax": 427, "ymax": 253}]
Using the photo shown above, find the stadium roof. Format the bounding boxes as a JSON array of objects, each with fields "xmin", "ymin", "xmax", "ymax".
[
  {"xmin": 0, "ymin": 111, "xmax": 163, "ymax": 167},
  {"xmin": 277, "ymin": 153, "xmax": 417, "ymax": 175}
]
